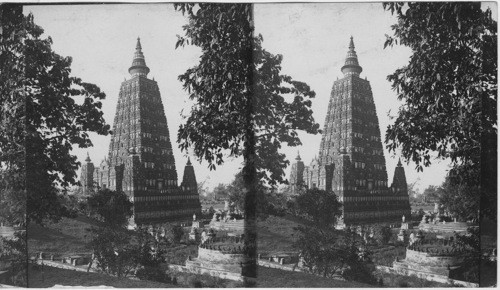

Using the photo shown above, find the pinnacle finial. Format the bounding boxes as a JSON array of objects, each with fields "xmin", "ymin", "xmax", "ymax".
[
  {"xmin": 187, "ymin": 157, "xmax": 192, "ymax": 166},
  {"xmin": 341, "ymin": 36, "xmax": 362, "ymax": 77},
  {"xmin": 136, "ymin": 37, "xmax": 142, "ymax": 50},
  {"xmin": 129, "ymin": 37, "xmax": 150, "ymax": 77},
  {"xmin": 397, "ymin": 158, "xmax": 402, "ymax": 167},
  {"xmin": 349, "ymin": 36, "xmax": 354, "ymax": 50},
  {"xmin": 296, "ymin": 151, "xmax": 301, "ymax": 161},
  {"xmin": 85, "ymin": 152, "xmax": 91, "ymax": 162}
]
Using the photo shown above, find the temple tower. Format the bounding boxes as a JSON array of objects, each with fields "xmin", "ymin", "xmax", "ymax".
[
  {"xmin": 80, "ymin": 153, "xmax": 94, "ymax": 195},
  {"xmin": 391, "ymin": 159, "xmax": 408, "ymax": 194},
  {"xmin": 181, "ymin": 158, "xmax": 197, "ymax": 193},
  {"xmin": 289, "ymin": 151, "xmax": 305, "ymax": 194},
  {"xmin": 317, "ymin": 36, "xmax": 388, "ymax": 194},
  {"xmin": 108, "ymin": 37, "xmax": 178, "ymax": 195},
  {"xmin": 84, "ymin": 38, "xmax": 201, "ymax": 225},
  {"xmin": 300, "ymin": 37, "xmax": 410, "ymax": 226}
]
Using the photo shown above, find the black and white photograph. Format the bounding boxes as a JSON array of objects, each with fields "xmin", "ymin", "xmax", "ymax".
[{"xmin": 0, "ymin": 1, "xmax": 497, "ymax": 287}]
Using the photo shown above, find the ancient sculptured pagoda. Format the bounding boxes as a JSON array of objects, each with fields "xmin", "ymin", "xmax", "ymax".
[
  {"xmin": 290, "ymin": 37, "xmax": 410, "ymax": 227},
  {"xmin": 80, "ymin": 38, "xmax": 201, "ymax": 225}
]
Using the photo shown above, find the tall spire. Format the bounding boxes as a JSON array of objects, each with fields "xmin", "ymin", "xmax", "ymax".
[
  {"xmin": 341, "ymin": 36, "xmax": 363, "ymax": 77},
  {"xmin": 128, "ymin": 37, "xmax": 150, "ymax": 77}
]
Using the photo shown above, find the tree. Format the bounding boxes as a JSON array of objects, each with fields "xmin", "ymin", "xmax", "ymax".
[
  {"xmin": 174, "ymin": 3, "xmax": 320, "ymax": 186},
  {"xmin": 174, "ymin": 5, "xmax": 320, "ymax": 278},
  {"xmin": 89, "ymin": 228, "xmax": 139, "ymax": 277},
  {"xmin": 372, "ymin": 225, "xmax": 392, "ymax": 245},
  {"xmin": 87, "ymin": 189, "xmax": 133, "ymax": 227},
  {"xmin": 226, "ymin": 171, "xmax": 284, "ymax": 216},
  {"xmin": 453, "ymin": 227, "xmax": 480, "ymax": 283},
  {"xmin": 296, "ymin": 227, "xmax": 346, "ymax": 277},
  {"xmin": 293, "ymin": 188, "xmax": 376, "ymax": 284},
  {"xmin": 212, "ymin": 183, "xmax": 229, "ymax": 201},
  {"xmin": 383, "ymin": 2, "xmax": 497, "ymax": 220},
  {"xmin": 296, "ymin": 188, "xmax": 343, "ymax": 228},
  {"xmin": 293, "ymin": 189, "xmax": 343, "ymax": 278},
  {"xmin": 0, "ymin": 231, "xmax": 27, "ymax": 287},
  {"xmin": 163, "ymin": 224, "xmax": 184, "ymax": 244},
  {"xmin": 340, "ymin": 229, "xmax": 377, "ymax": 285},
  {"xmin": 439, "ymin": 175, "xmax": 480, "ymax": 221},
  {"xmin": 87, "ymin": 192, "xmax": 163, "ymax": 278},
  {"xmin": 295, "ymin": 226, "xmax": 376, "ymax": 284},
  {"xmin": 407, "ymin": 179, "xmax": 420, "ymax": 204},
  {"xmin": 197, "ymin": 180, "xmax": 209, "ymax": 199},
  {"xmin": 422, "ymin": 185, "xmax": 440, "ymax": 203},
  {"xmin": 11, "ymin": 11, "xmax": 111, "ymax": 224},
  {"xmin": 0, "ymin": 5, "xmax": 26, "ymax": 227}
]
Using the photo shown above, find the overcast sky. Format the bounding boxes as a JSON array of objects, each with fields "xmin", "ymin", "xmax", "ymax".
[{"xmin": 25, "ymin": 2, "xmax": 492, "ymax": 193}]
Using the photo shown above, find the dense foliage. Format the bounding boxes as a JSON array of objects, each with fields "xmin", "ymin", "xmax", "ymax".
[
  {"xmin": 4, "ymin": 10, "xmax": 111, "ymax": 224},
  {"xmin": 439, "ymin": 176, "xmax": 480, "ymax": 221},
  {"xmin": 175, "ymin": 5, "xmax": 321, "ymax": 279},
  {"xmin": 453, "ymin": 227, "xmax": 480, "ymax": 283},
  {"xmin": 295, "ymin": 188, "xmax": 342, "ymax": 228},
  {"xmin": 293, "ymin": 188, "xmax": 376, "ymax": 284},
  {"xmin": 87, "ymin": 189, "xmax": 133, "ymax": 227},
  {"xmin": 0, "ymin": 231, "xmax": 27, "ymax": 287},
  {"xmin": 0, "ymin": 5, "xmax": 26, "ymax": 226},
  {"xmin": 87, "ymin": 191, "xmax": 164, "ymax": 279},
  {"xmin": 383, "ymin": 2, "xmax": 497, "ymax": 219},
  {"xmin": 174, "ymin": 3, "xmax": 320, "ymax": 186}
]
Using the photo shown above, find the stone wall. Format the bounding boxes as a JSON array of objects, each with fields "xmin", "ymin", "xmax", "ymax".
[
  {"xmin": 404, "ymin": 249, "xmax": 463, "ymax": 268},
  {"xmin": 197, "ymin": 248, "xmax": 248, "ymax": 265},
  {"xmin": 209, "ymin": 219, "xmax": 245, "ymax": 232},
  {"xmin": 172, "ymin": 264, "xmax": 244, "ymax": 282},
  {"xmin": 376, "ymin": 265, "xmax": 478, "ymax": 287}
]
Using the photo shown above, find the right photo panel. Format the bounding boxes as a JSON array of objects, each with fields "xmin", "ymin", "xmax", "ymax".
[{"xmin": 252, "ymin": 2, "xmax": 496, "ymax": 287}]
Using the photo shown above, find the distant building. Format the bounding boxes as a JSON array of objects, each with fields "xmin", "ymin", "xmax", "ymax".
[
  {"xmin": 80, "ymin": 153, "xmax": 94, "ymax": 196},
  {"xmin": 288, "ymin": 151, "xmax": 305, "ymax": 194},
  {"xmin": 289, "ymin": 37, "xmax": 410, "ymax": 226},
  {"xmin": 80, "ymin": 38, "xmax": 201, "ymax": 225}
]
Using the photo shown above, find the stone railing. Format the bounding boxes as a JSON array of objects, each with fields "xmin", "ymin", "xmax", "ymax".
[
  {"xmin": 201, "ymin": 236, "xmax": 245, "ymax": 245},
  {"xmin": 411, "ymin": 238, "xmax": 453, "ymax": 246},
  {"xmin": 199, "ymin": 243, "xmax": 250, "ymax": 254}
]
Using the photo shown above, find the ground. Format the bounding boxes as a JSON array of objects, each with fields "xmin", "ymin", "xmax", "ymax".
[
  {"xmin": 28, "ymin": 265, "xmax": 177, "ymax": 288},
  {"xmin": 375, "ymin": 271, "xmax": 453, "ymax": 287},
  {"xmin": 27, "ymin": 215, "xmax": 100, "ymax": 256},
  {"xmin": 256, "ymin": 266, "xmax": 373, "ymax": 287}
]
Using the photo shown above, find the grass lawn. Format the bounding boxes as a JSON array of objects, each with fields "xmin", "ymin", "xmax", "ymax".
[
  {"xmin": 28, "ymin": 265, "xmax": 177, "ymax": 288},
  {"xmin": 256, "ymin": 266, "xmax": 373, "ymax": 287},
  {"xmin": 27, "ymin": 215, "xmax": 101, "ymax": 256}
]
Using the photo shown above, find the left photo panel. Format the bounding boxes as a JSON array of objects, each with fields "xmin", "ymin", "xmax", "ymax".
[{"xmin": 0, "ymin": 3, "xmax": 255, "ymax": 287}]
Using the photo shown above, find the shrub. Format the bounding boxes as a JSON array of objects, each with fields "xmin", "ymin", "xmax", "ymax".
[
  {"xmin": 135, "ymin": 266, "xmax": 171, "ymax": 283},
  {"xmin": 186, "ymin": 275, "xmax": 202, "ymax": 287}
]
